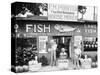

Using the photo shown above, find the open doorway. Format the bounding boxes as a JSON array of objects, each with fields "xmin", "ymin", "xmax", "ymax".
[{"xmin": 53, "ymin": 36, "xmax": 72, "ymax": 59}]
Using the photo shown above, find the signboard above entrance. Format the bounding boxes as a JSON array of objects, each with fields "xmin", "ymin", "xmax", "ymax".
[{"xmin": 15, "ymin": 22, "xmax": 77, "ymax": 33}]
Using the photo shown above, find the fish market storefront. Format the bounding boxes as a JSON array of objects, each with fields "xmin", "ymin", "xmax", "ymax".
[
  {"xmin": 11, "ymin": 2, "xmax": 98, "ymax": 72},
  {"xmin": 13, "ymin": 20, "xmax": 97, "ymax": 71}
]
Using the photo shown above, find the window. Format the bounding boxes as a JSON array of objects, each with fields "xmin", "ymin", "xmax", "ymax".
[{"xmin": 83, "ymin": 37, "xmax": 97, "ymax": 51}]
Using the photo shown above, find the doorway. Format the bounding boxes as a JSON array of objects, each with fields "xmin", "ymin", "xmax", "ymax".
[{"xmin": 53, "ymin": 36, "xmax": 72, "ymax": 59}]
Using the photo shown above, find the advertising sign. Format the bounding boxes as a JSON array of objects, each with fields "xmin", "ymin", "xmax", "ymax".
[
  {"xmin": 78, "ymin": 6, "xmax": 97, "ymax": 21},
  {"xmin": 48, "ymin": 4, "xmax": 78, "ymax": 21},
  {"xmin": 74, "ymin": 36, "xmax": 82, "ymax": 47},
  {"xmin": 39, "ymin": 36, "xmax": 48, "ymax": 53}
]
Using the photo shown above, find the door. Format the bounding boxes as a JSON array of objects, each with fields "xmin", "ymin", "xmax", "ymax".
[{"xmin": 53, "ymin": 36, "xmax": 72, "ymax": 59}]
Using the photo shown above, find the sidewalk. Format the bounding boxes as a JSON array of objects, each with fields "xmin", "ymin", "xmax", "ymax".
[{"xmin": 29, "ymin": 59, "xmax": 76, "ymax": 72}]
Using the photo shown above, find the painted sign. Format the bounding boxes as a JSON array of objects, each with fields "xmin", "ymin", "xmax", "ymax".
[
  {"xmin": 15, "ymin": 24, "xmax": 51, "ymax": 33},
  {"xmin": 15, "ymin": 22, "xmax": 78, "ymax": 34},
  {"xmin": 83, "ymin": 24, "xmax": 97, "ymax": 34},
  {"xmin": 78, "ymin": 6, "xmax": 97, "ymax": 21},
  {"xmin": 48, "ymin": 4, "xmax": 78, "ymax": 21},
  {"xmin": 54, "ymin": 24, "xmax": 76, "ymax": 32}
]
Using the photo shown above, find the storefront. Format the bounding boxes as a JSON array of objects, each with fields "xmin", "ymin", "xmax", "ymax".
[
  {"xmin": 11, "ymin": 2, "xmax": 98, "ymax": 72},
  {"xmin": 13, "ymin": 20, "xmax": 97, "ymax": 66}
]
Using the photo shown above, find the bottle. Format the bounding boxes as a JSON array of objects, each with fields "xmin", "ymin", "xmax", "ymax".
[
  {"xmin": 87, "ymin": 41, "xmax": 89, "ymax": 49},
  {"xmin": 85, "ymin": 41, "xmax": 87, "ymax": 48}
]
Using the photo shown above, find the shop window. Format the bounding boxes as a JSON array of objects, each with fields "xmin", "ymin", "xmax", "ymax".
[
  {"xmin": 83, "ymin": 37, "xmax": 97, "ymax": 51},
  {"xmin": 53, "ymin": 36, "xmax": 71, "ymax": 58},
  {"xmin": 16, "ymin": 38, "xmax": 37, "ymax": 66}
]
